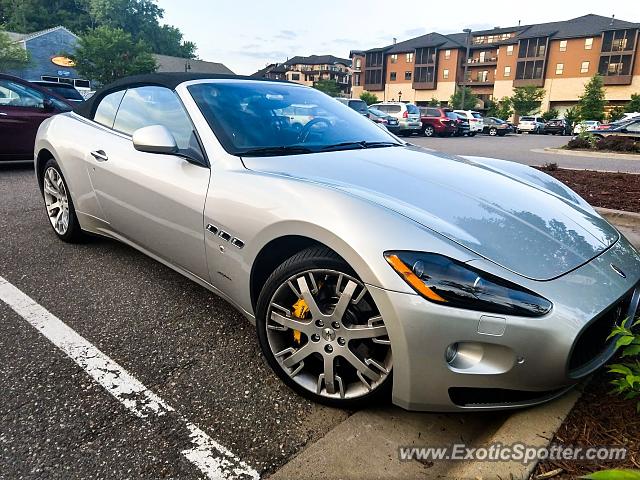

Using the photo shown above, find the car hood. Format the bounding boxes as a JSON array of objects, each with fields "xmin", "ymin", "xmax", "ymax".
[{"xmin": 242, "ymin": 147, "xmax": 619, "ymax": 280}]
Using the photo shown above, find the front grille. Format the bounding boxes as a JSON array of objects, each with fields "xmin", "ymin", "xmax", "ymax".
[
  {"xmin": 448, "ymin": 387, "xmax": 566, "ymax": 407},
  {"xmin": 568, "ymin": 290, "xmax": 635, "ymax": 376}
]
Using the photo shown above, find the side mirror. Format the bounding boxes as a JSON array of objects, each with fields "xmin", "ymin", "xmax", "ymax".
[
  {"xmin": 42, "ymin": 98, "xmax": 55, "ymax": 112},
  {"xmin": 132, "ymin": 125, "xmax": 178, "ymax": 154}
]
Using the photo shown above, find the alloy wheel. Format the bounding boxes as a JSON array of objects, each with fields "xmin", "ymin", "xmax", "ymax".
[
  {"xmin": 265, "ymin": 269, "xmax": 392, "ymax": 400},
  {"xmin": 424, "ymin": 126, "xmax": 435, "ymax": 137},
  {"xmin": 489, "ymin": 128, "xmax": 497, "ymax": 136},
  {"xmin": 43, "ymin": 167, "xmax": 70, "ymax": 235}
]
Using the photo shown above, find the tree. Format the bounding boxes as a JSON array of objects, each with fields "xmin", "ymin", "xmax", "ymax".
[
  {"xmin": 71, "ymin": 26, "xmax": 157, "ymax": 86},
  {"xmin": 625, "ymin": 93, "xmax": 640, "ymax": 113},
  {"xmin": 313, "ymin": 79, "xmax": 341, "ymax": 97},
  {"xmin": 494, "ymin": 97, "xmax": 514, "ymax": 120},
  {"xmin": 0, "ymin": 0, "xmax": 197, "ymax": 58},
  {"xmin": 449, "ymin": 87, "xmax": 477, "ymax": 110},
  {"xmin": 607, "ymin": 106, "xmax": 625, "ymax": 122},
  {"xmin": 577, "ymin": 74, "xmax": 606, "ymax": 122},
  {"xmin": 427, "ymin": 97, "xmax": 440, "ymax": 107},
  {"xmin": 0, "ymin": 30, "xmax": 29, "ymax": 70},
  {"xmin": 511, "ymin": 85, "xmax": 545, "ymax": 116},
  {"xmin": 359, "ymin": 91, "xmax": 378, "ymax": 105},
  {"xmin": 542, "ymin": 108, "xmax": 560, "ymax": 122},
  {"xmin": 563, "ymin": 107, "xmax": 580, "ymax": 130}
]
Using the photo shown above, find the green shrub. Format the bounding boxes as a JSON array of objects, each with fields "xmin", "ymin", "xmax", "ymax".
[
  {"xmin": 595, "ymin": 136, "xmax": 639, "ymax": 152},
  {"xmin": 567, "ymin": 137, "xmax": 591, "ymax": 149},
  {"xmin": 608, "ymin": 317, "xmax": 640, "ymax": 413}
]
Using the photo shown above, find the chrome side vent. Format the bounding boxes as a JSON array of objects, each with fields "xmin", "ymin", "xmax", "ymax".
[
  {"xmin": 206, "ymin": 224, "xmax": 218, "ymax": 234},
  {"xmin": 231, "ymin": 238, "xmax": 245, "ymax": 249}
]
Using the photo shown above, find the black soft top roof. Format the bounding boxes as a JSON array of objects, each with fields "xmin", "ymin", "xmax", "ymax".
[{"xmin": 73, "ymin": 72, "xmax": 289, "ymax": 119}]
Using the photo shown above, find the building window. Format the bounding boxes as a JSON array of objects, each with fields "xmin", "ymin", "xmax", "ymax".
[
  {"xmin": 405, "ymin": 71, "xmax": 412, "ymax": 81},
  {"xmin": 390, "ymin": 71, "xmax": 397, "ymax": 81},
  {"xmin": 584, "ymin": 37, "xmax": 593, "ymax": 50},
  {"xmin": 580, "ymin": 61, "xmax": 589, "ymax": 73},
  {"xmin": 504, "ymin": 66, "xmax": 511, "ymax": 77},
  {"xmin": 506, "ymin": 45, "xmax": 514, "ymax": 56},
  {"xmin": 599, "ymin": 54, "xmax": 632, "ymax": 76},
  {"xmin": 477, "ymin": 70, "xmax": 489, "ymax": 82},
  {"xmin": 291, "ymin": 73, "xmax": 300, "ymax": 81},
  {"xmin": 390, "ymin": 54, "xmax": 398, "ymax": 64},
  {"xmin": 555, "ymin": 63, "xmax": 564, "ymax": 75},
  {"xmin": 443, "ymin": 69, "xmax": 449, "ymax": 79},
  {"xmin": 406, "ymin": 52, "xmax": 414, "ymax": 63},
  {"xmin": 355, "ymin": 58, "xmax": 361, "ymax": 69},
  {"xmin": 354, "ymin": 73, "xmax": 361, "ymax": 86},
  {"xmin": 444, "ymin": 49, "xmax": 451, "ymax": 59},
  {"xmin": 559, "ymin": 40, "xmax": 567, "ymax": 52}
]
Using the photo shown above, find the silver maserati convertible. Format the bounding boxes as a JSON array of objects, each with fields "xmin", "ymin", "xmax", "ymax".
[{"xmin": 34, "ymin": 73, "xmax": 640, "ymax": 411}]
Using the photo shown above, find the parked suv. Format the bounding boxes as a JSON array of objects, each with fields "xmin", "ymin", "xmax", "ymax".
[
  {"xmin": 544, "ymin": 118, "xmax": 572, "ymax": 136},
  {"xmin": 453, "ymin": 110, "xmax": 483, "ymax": 136},
  {"xmin": 371, "ymin": 102, "xmax": 422, "ymax": 135},
  {"xmin": 419, "ymin": 107, "xmax": 457, "ymax": 137},
  {"xmin": 336, "ymin": 98, "xmax": 369, "ymax": 116},
  {"xmin": 517, "ymin": 116, "xmax": 545, "ymax": 134}
]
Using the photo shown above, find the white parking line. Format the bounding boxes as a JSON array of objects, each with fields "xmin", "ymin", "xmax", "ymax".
[{"xmin": 0, "ymin": 276, "xmax": 259, "ymax": 480}]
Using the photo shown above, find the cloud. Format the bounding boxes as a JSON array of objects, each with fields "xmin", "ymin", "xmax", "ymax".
[
  {"xmin": 275, "ymin": 29, "xmax": 297, "ymax": 39},
  {"xmin": 404, "ymin": 27, "xmax": 427, "ymax": 37},
  {"xmin": 235, "ymin": 49, "xmax": 290, "ymax": 59}
]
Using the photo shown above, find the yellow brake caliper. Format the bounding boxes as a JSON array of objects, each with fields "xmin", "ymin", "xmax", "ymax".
[{"xmin": 291, "ymin": 298, "xmax": 310, "ymax": 344}]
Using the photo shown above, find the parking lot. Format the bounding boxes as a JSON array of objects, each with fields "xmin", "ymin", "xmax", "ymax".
[
  {"xmin": 1, "ymin": 133, "xmax": 638, "ymax": 479},
  {"xmin": 410, "ymin": 133, "xmax": 640, "ymax": 173}
]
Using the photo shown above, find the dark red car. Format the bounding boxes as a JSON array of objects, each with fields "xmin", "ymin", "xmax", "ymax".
[
  {"xmin": 419, "ymin": 107, "xmax": 457, "ymax": 137},
  {"xmin": 0, "ymin": 73, "xmax": 73, "ymax": 162}
]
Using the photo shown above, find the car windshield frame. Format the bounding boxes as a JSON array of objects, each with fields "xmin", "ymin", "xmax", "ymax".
[{"xmin": 187, "ymin": 80, "xmax": 401, "ymax": 157}]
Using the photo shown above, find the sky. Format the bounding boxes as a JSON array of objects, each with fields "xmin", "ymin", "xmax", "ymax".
[{"xmin": 158, "ymin": 0, "xmax": 640, "ymax": 75}]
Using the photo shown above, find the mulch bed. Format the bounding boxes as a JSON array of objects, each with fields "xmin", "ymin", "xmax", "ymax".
[
  {"xmin": 529, "ymin": 167, "xmax": 640, "ymax": 478},
  {"xmin": 536, "ymin": 167, "xmax": 640, "ymax": 212},
  {"xmin": 531, "ymin": 370, "xmax": 640, "ymax": 479}
]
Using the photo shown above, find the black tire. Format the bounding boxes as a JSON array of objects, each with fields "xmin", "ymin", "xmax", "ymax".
[
  {"xmin": 423, "ymin": 125, "xmax": 435, "ymax": 137},
  {"xmin": 41, "ymin": 158, "xmax": 85, "ymax": 242},
  {"xmin": 469, "ymin": 132, "xmax": 477, "ymax": 137},
  {"xmin": 256, "ymin": 246, "xmax": 392, "ymax": 409},
  {"xmin": 489, "ymin": 127, "xmax": 497, "ymax": 136}
]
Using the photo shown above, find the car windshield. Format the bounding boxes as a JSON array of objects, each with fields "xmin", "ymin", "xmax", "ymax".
[
  {"xmin": 43, "ymin": 85, "xmax": 84, "ymax": 101},
  {"xmin": 407, "ymin": 104, "xmax": 420, "ymax": 114},
  {"xmin": 368, "ymin": 108, "xmax": 385, "ymax": 117},
  {"xmin": 188, "ymin": 81, "xmax": 400, "ymax": 156},
  {"xmin": 445, "ymin": 112, "xmax": 458, "ymax": 120},
  {"xmin": 471, "ymin": 112, "xmax": 483, "ymax": 119},
  {"xmin": 348, "ymin": 100, "xmax": 368, "ymax": 114},
  {"xmin": 521, "ymin": 116, "xmax": 534, "ymax": 121}
]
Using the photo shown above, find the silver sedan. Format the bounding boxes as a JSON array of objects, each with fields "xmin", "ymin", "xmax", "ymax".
[{"xmin": 34, "ymin": 73, "xmax": 640, "ymax": 411}]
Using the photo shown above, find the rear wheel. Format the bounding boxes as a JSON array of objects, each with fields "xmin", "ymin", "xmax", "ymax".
[
  {"xmin": 469, "ymin": 132, "xmax": 477, "ymax": 137},
  {"xmin": 488, "ymin": 127, "xmax": 497, "ymax": 136},
  {"xmin": 41, "ymin": 158, "xmax": 84, "ymax": 242},
  {"xmin": 256, "ymin": 247, "xmax": 393, "ymax": 408},
  {"xmin": 423, "ymin": 125, "xmax": 435, "ymax": 137}
]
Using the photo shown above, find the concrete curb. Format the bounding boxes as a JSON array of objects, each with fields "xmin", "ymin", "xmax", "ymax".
[
  {"xmin": 537, "ymin": 147, "xmax": 640, "ymax": 161},
  {"xmin": 596, "ymin": 207, "xmax": 640, "ymax": 229}
]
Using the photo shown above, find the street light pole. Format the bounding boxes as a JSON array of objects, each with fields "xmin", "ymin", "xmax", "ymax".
[
  {"xmin": 460, "ymin": 28, "xmax": 472, "ymax": 109},
  {"xmin": 398, "ymin": 91, "xmax": 403, "ymax": 102}
]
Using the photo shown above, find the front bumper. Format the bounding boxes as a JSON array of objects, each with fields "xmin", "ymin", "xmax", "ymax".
[{"xmin": 368, "ymin": 237, "xmax": 640, "ymax": 411}]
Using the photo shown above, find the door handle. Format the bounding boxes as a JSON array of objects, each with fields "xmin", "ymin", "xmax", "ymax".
[{"xmin": 90, "ymin": 150, "xmax": 108, "ymax": 162}]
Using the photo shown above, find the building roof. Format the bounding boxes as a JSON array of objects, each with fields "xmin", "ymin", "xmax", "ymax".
[
  {"xmin": 284, "ymin": 54, "xmax": 351, "ymax": 66},
  {"xmin": 153, "ymin": 54, "xmax": 234, "ymax": 75},
  {"xmin": 358, "ymin": 14, "xmax": 638, "ymax": 54},
  {"xmin": 4, "ymin": 26, "xmax": 78, "ymax": 43},
  {"xmin": 515, "ymin": 14, "xmax": 639, "ymax": 40}
]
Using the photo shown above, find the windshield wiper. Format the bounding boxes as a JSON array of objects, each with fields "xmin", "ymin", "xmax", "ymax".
[
  {"xmin": 238, "ymin": 146, "xmax": 315, "ymax": 157},
  {"xmin": 319, "ymin": 141, "xmax": 402, "ymax": 152}
]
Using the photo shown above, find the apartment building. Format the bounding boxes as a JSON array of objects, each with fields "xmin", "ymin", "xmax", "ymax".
[
  {"xmin": 351, "ymin": 14, "xmax": 640, "ymax": 113},
  {"xmin": 252, "ymin": 55, "xmax": 352, "ymax": 93}
]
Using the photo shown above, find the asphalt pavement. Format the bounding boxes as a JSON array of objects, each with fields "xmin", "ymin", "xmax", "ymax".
[
  {"xmin": 0, "ymin": 165, "xmax": 348, "ymax": 479},
  {"xmin": 410, "ymin": 132, "xmax": 640, "ymax": 173}
]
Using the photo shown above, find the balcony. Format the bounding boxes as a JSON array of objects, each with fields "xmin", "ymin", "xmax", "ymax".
[
  {"xmin": 461, "ymin": 78, "xmax": 494, "ymax": 87},
  {"xmin": 513, "ymin": 78, "xmax": 545, "ymax": 87},
  {"xmin": 412, "ymin": 80, "xmax": 437, "ymax": 90},
  {"xmin": 601, "ymin": 74, "xmax": 633, "ymax": 85},
  {"xmin": 467, "ymin": 57, "xmax": 498, "ymax": 66}
]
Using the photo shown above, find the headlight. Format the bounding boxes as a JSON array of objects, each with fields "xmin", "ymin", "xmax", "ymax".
[{"xmin": 384, "ymin": 252, "xmax": 552, "ymax": 317}]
